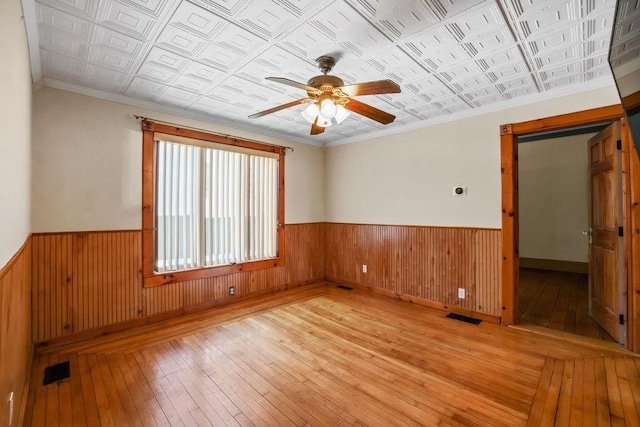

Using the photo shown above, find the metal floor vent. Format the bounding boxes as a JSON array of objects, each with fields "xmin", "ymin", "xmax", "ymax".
[
  {"xmin": 445, "ymin": 313, "xmax": 482, "ymax": 325},
  {"xmin": 43, "ymin": 361, "xmax": 71, "ymax": 385},
  {"xmin": 336, "ymin": 285, "xmax": 353, "ymax": 291}
]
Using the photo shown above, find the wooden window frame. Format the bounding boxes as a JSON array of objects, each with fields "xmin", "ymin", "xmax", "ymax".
[{"xmin": 141, "ymin": 120, "xmax": 286, "ymax": 288}]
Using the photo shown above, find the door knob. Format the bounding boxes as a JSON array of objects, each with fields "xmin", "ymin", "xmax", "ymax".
[{"xmin": 583, "ymin": 228, "xmax": 593, "ymax": 243}]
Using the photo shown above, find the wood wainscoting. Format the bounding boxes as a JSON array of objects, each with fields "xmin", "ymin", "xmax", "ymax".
[
  {"xmin": 0, "ymin": 236, "xmax": 33, "ymax": 427},
  {"xmin": 31, "ymin": 223, "xmax": 325, "ymax": 343},
  {"xmin": 325, "ymin": 223, "xmax": 502, "ymax": 318}
]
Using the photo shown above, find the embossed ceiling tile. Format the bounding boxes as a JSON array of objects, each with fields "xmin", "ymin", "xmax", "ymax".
[
  {"xmin": 380, "ymin": 90, "xmax": 430, "ymax": 110},
  {"xmin": 346, "ymin": 0, "xmax": 440, "ymax": 39},
  {"xmin": 340, "ymin": 62, "xmax": 387, "ymax": 85},
  {"xmin": 92, "ymin": 26, "xmax": 144, "ymax": 56},
  {"xmin": 462, "ymin": 85, "xmax": 506, "ymax": 107},
  {"xmin": 279, "ymin": 24, "xmax": 348, "ymax": 65},
  {"xmin": 96, "ymin": 0, "xmax": 159, "ymax": 39},
  {"xmin": 182, "ymin": 61, "xmax": 223, "ymax": 84},
  {"xmin": 498, "ymin": 78, "xmax": 539, "ymax": 98},
  {"xmin": 156, "ymin": 87, "xmax": 200, "ymax": 108},
  {"xmin": 42, "ymin": 49, "xmax": 89, "ymax": 75},
  {"xmin": 197, "ymin": 43, "xmax": 247, "ymax": 72},
  {"xmin": 173, "ymin": 74, "xmax": 217, "ymax": 94},
  {"xmin": 447, "ymin": 1, "xmax": 514, "ymax": 55},
  {"xmin": 363, "ymin": 46, "xmax": 427, "ymax": 84},
  {"xmin": 308, "ymin": 5, "xmax": 393, "ymax": 58},
  {"xmin": 125, "ymin": 76, "xmax": 168, "ymax": 100},
  {"xmin": 236, "ymin": 45, "xmax": 318, "ymax": 87},
  {"xmin": 83, "ymin": 64, "xmax": 127, "ymax": 91},
  {"xmin": 37, "ymin": 0, "xmax": 98, "ymax": 20},
  {"xmin": 137, "ymin": 62, "xmax": 178, "ymax": 83},
  {"xmin": 435, "ymin": 61, "xmax": 483, "ymax": 83},
  {"xmin": 424, "ymin": 0, "xmax": 486, "ymax": 20},
  {"xmin": 37, "ymin": 4, "xmax": 94, "ymax": 39},
  {"xmin": 539, "ymin": 62, "xmax": 581, "ymax": 87},
  {"xmin": 42, "ymin": 64, "xmax": 86, "ymax": 85},
  {"xmin": 402, "ymin": 25, "xmax": 470, "ymax": 72},
  {"xmin": 155, "ymin": 24, "xmax": 208, "ymax": 57},
  {"xmin": 405, "ymin": 74, "xmax": 453, "ymax": 101},
  {"xmin": 145, "ymin": 46, "xmax": 191, "ymax": 72},
  {"xmin": 116, "ymin": 0, "xmax": 177, "ymax": 17},
  {"xmin": 505, "ymin": 0, "xmax": 580, "ymax": 38},
  {"xmin": 236, "ymin": 1, "xmax": 298, "ymax": 38},
  {"xmin": 87, "ymin": 46, "xmax": 136, "ymax": 71},
  {"xmin": 216, "ymin": 75, "xmax": 284, "ymax": 108},
  {"xmin": 476, "ymin": 46, "xmax": 526, "ymax": 75},
  {"xmin": 39, "ymin": 28, "xmax": 90, "ymax": 59},
  {"xmin": 532, "ymin": 43, "xmax": 581, "ymax": 71},
  {"xmin": 169, "ymin": 1, "xmax": 227, "ymax": 38},
  {"xmin": 189, "ymin": 0, "xmax": 250, "ymax": 19}
]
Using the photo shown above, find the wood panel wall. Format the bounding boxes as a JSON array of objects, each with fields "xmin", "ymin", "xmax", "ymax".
[
  {"xmin": 31, "ymin": 223, "xmax": 325, "ymax": 342},
  {"xmin": 325, "ymin": 223, "xmax": 502, "ymax": 317},
  {"xmin": 0, "ymin": 237, "xmax": 32, "ymax": 427}
]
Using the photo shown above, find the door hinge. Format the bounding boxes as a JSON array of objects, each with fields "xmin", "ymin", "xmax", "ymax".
[
  {"xmin": 617, "ymin": 139, "xmax": 622, "ymax": 150},
  {"xmin": 620, "ymin": 314, "xmax": 624, "ymax": 325},
  {"xmin": 618, "ymin": 226, "xmax": 624, "ymax": 237}
]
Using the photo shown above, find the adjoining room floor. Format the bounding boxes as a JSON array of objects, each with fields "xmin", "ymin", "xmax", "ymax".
[
  {"xmin": 25, "ymin": 282, "xmax": 639, "ymax": 426},
  {"xmin": 518, "ymin": 268, "xmax": 616, "ymax": 343}
]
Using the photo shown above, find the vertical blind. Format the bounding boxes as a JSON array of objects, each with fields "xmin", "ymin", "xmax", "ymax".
[{"xmin": 155, "ymin": 140, "xmax": 278, "ymax": 273}]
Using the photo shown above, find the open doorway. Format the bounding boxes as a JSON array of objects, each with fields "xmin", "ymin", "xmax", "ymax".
[
  {"xmin": 517, "ymin": 124, "xmax": 615, "ymax": 342},
  {"xmin": 499, "ymin": 104, "xmax": 640, "ymax": 353}
]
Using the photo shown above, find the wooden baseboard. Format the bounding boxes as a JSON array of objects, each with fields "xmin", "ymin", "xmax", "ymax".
[
  {"xmin": 326, "ymin": 276, "xmax": 501, "ymax": 324},
  {"xmin": 36, "ymin": 277, "xmax": 326, "ymax": 350},
  {"xmin": 520, "ymin": 257, "xmax": 588, "ymax": 274}
]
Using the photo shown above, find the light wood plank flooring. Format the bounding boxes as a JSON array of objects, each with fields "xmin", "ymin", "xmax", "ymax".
[
  {"xmin": 25, "ymin": 282, "xmax": 639, "ymax": 426},
  {"xmin": 518, "ymin": 268, "xmax": 616, "ymax": 342}
]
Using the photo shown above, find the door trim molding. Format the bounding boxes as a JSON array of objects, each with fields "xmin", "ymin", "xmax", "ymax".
[{"xmin": 500, "ymin": 104, "xmax": 624, "ymax": 326}]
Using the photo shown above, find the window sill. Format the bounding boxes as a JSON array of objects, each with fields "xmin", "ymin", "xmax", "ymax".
[{"xmin": 142, "ymin": 257, "xmax": 285, "ymax": 288}]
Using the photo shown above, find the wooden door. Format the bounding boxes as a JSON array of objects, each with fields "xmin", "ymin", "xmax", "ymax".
[{"xmin": 589, "ymin": 122, "xmax": 623, "ymax": 342}]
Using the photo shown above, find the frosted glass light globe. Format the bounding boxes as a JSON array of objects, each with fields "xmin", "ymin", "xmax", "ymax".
[
  {"xmin": 301, "ymin": 103, "xmax": 319, "ymax": 124},
  {"xmin": 319, "ymin": 99, "xmax": 337, "ymax": 119}
]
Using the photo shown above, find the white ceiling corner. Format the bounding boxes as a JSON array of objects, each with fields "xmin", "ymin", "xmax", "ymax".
[{"xmin": 25, "ymin": 0, "xmax": 633, "ymax": 146}]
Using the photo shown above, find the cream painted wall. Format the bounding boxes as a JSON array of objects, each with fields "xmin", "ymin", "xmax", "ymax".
[
  {"xmin": 0, "ymin": 0, "xmax": 31, "ymax": 266},
  {"xmin": 325, "ymin": 86, "xmax": 621, "ymax": 228},
  {"xmin": 518, "ymin": 134, "xmax": 593, "ymax": 263},
  {"xmin": 32, "ymin": 87, "xmax": 325, "ymax": 232}
]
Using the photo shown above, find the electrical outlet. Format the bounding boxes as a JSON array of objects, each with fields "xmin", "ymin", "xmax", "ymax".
[
  {"xmin": 8, "ymin": 392, "xmax": 14, "ymax": 426},
  {"xmin": 229, "ymin": 286, "xmax": 235, "ymax": 296},
  {"xmin": 362, "ymin": 264, "xmax": 367, "ymax": 273},
  {"xmin": 458, "ymin": 288, "xmax": 465, "ymax": 299}
]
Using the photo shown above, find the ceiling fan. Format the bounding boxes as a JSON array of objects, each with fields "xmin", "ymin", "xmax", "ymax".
[{"xmin": 248, "ymin": 55, "xmax": 401, "ymax": 135}]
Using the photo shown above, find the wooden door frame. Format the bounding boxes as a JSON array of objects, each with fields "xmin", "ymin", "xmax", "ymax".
[{"xmin": 499, "ymin": 104, "xmax": 640, "ymax": 347}]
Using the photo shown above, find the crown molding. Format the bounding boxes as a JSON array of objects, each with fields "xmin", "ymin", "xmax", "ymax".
[
  {"xmin": 20, "ymin": 0, "xmax": 42, "ymax": 84},
  {"xmin": 43, "ymin": 78, "xmax": 324, "ymax": 147},
  {"xmin": 323, "ymin": 75, "xmax": 618, "ymax": 147}
]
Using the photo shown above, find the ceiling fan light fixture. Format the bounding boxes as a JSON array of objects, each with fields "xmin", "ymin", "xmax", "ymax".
[
  {"xmin": 316, "ymin": 116, "xmax": 332, "ymax": 128},
  {"xmin": 301, "ymin": 103, "xmax": 320, "ymax": 124},
  {"xmin": 334, "ymin": 105, "xmax": 350, "ymax": 124},
  {"xmin": 319, "ymin": 98, "xmax": 337, "ymax": 119}
]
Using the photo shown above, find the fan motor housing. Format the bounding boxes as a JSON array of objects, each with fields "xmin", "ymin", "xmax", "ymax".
[{"xmin": 307, "ymin": 75, "xmax": 344, "ymax": 93}]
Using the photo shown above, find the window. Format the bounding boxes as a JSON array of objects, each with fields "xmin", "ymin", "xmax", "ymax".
[{"xmin": 141, "ymin": 120, "xmax": 285, "ymax": 287}]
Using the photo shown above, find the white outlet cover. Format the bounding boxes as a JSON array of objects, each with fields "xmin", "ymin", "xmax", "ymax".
[
  {"xmin": 362, "ymin": 264, "xmax": 367, "ymax": 273},
  {"xmin": 458, "ymin": 288, "xmax": 465, "ymax": 299}
]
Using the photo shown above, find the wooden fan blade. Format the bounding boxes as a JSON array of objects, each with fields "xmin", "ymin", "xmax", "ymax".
[
  {"xmin": 266, "ymin": 77, "xmax": 321, "ymax": 95},
  {"xmin": 338, "ymin": 79, "xmax": 400, "ymax": 97},
  {"xmin": 310, "ymin": 119, "xmax": 325, "ymax": 135},
  {"xmin": 344, "ymin": 98, "xmax": 396, "ymax": 125},
  {"xmin": 248, "ymin": 99, "xmax": 306, "ymax": 119}
]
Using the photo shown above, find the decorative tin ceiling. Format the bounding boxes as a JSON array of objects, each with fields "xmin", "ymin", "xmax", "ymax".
[{"xmin": 25, "ymin": 0, "xmax": 635, "ymax": 145}]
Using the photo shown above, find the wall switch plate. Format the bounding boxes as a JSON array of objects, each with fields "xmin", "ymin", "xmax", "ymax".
[
  {"xmin": 458, "ymin": 288, "xmax": 465, "ymax": 299},
  {"xmin": 362, "ymin": 265, "xmax": 367, "ymax": 273},
  {"xmin": 229, "ymin": 286, "xmax": 235, "ymax": 296},
  {"xmin": 453, "ymin": 186, "xmax": 467, "ymax": 196}
]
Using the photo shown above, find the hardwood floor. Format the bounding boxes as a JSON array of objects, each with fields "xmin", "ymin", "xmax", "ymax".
[
  {"xmin": 518, "ymin": 268, "xmax": 616, "ymax": 343},
  {"xmin": 25, "ymin": 282, "xmax": 639, "ymax": 426}
]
